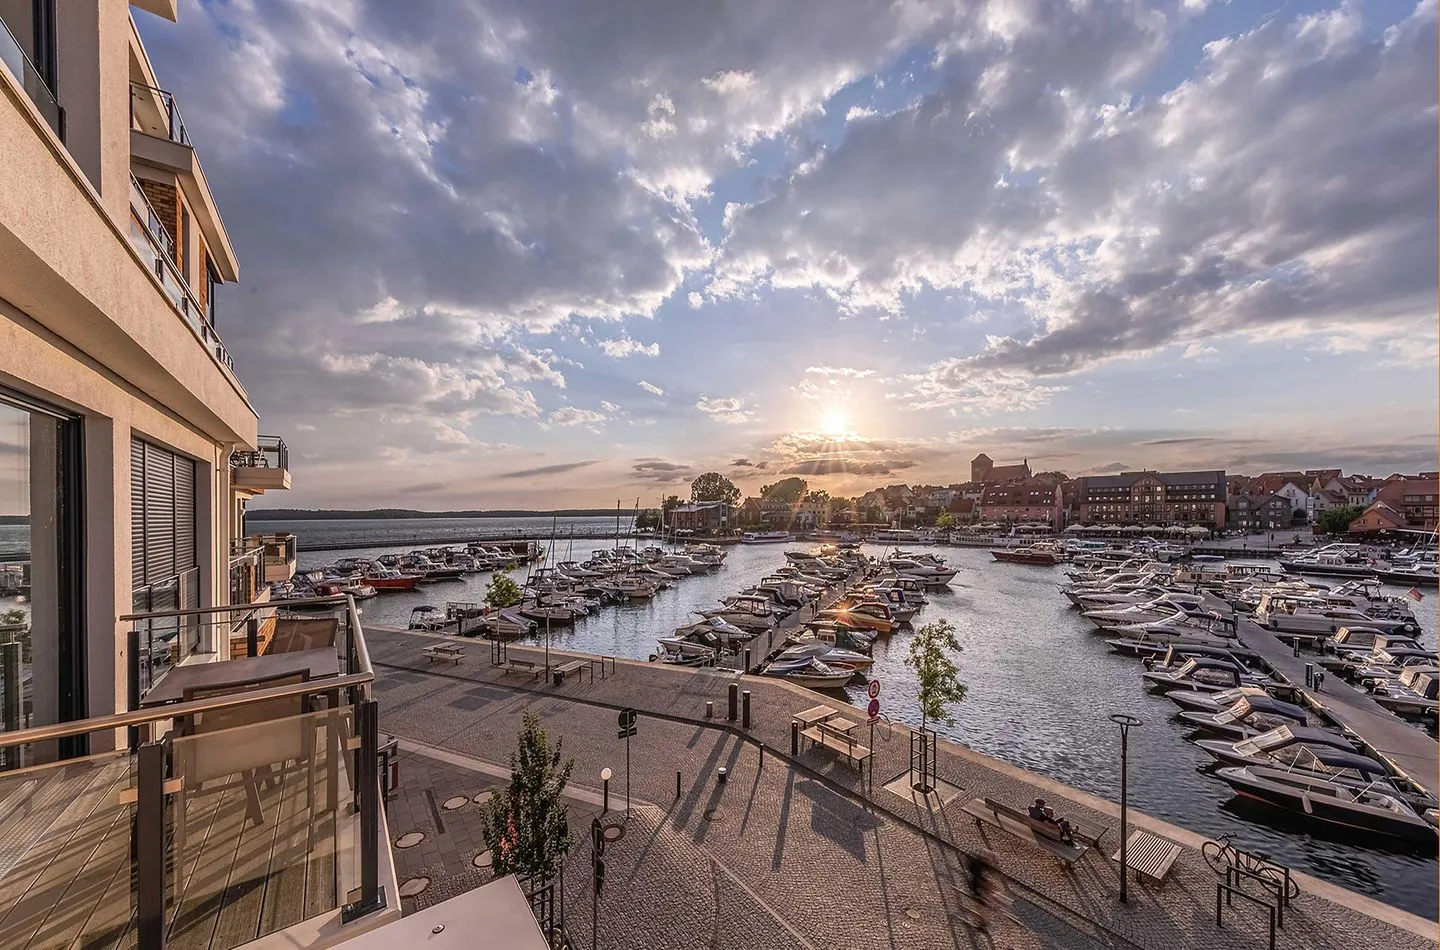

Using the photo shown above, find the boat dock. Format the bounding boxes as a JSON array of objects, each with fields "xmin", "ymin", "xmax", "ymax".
[
  {"xmin": 1231, "ymin": 611, "xmax": 1438, "ymax": 796},
  {"xmin": 724, "ymin": 564, "xmax": 871, "ymax": 674}
]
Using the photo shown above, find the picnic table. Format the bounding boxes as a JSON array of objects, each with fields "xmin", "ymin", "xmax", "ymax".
[
  {"xmin": 825, "ymin": 716, "xmax": 858, "ymax": 735},
  {"xmin": 1113, "ymin": 830, "xmax": 1182, "ymax": 885},
  {"xmin": 792, "ymin": 704, "xmax": 837, "ymax": 727},
  {"xmin": 422, "ymin": 643, "xmax": 465, "ymax": 664}
]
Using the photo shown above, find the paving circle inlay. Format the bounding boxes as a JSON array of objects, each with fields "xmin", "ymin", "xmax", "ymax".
[
  {"xmin": 442, "ymin": 796, "xmax": 469, "ymax": 811},
  {"xmin": 398, "ymin": 876, "xmax": 430, "ymax": 898},
  {"xmin": 473, "ymin": 850, "xmax": 493, "ymax": 869},
  {"xmin": 394, "ymin": 831, "xmax": 425, "ymax": 849},
  {"xmin": 702, "ymin": 807, "xmax": 723, "ymax": 822},
  {"xmin": 472, "ymin": 791, "xmax": 493, "ymax": 805}
]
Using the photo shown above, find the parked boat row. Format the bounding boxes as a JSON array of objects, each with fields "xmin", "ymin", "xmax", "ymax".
[{"xmin": 1061, "ymin": 563, "xmax": 1439, "ymax": 847}]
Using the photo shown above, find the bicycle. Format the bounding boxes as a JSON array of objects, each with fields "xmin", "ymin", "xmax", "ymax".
[{"xmin": 1201, "ymin": 834, "xmax": 1300, "ymax": 900}]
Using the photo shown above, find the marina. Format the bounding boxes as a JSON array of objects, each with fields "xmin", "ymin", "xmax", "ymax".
[{"xmin": 288, "ymin": 530, "xmax": 1440, "ymax": 919}]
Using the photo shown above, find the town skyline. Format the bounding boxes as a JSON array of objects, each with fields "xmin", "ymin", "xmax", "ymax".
[{"xmin": 132, "ymin": 1, "xmax": 1437, "ymax": 510}]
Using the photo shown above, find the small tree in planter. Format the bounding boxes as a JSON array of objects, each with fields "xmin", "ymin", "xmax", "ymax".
[
  {"xmin": 479, "ymin": 712, "xmax": 575, "ymax": 881},
  {"xmin": 904, "ymin": 618, "xmax": 967, "ymax": 792}
]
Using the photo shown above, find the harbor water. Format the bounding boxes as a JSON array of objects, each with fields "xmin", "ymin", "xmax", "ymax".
[{"xmin": 284, "ymin": 528, "xmax": 1440, "ymax": 919}]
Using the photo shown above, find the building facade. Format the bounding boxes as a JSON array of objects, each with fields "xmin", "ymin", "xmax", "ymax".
[
  {"xmin": 978, "ymin": 479, "xmax": 1063, "ymax": 527},
  {"xmin": 970, "ymin": 454, "xmax": 1032, "ymax": 484},
  {"xmin": 669, "ymin": 502, "xmax": 731, "ymax": 531},
  {"xmin": 1076, "ymin": 470, "xmax": 1227, "ymax": 527},
  {"xmin": 0, "ymin": 1, "xmax": 291, "ymax": 740}
]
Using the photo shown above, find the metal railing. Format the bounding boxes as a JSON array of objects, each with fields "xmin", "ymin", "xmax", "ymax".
[
  {"xmin": 232, "ymin": 434, "xmax": 289, "ymax": 472},
  {"xmin": 0, "ymin": 15, "xmax": 63, "ymax": 140},
  {"xmin": 126, "ymin": 174, "xmax": 235, "ymax": 371},
  {"xmin": 0, "ymin": 595, "xmax": 385, "ymax": 948},
  {"xmin": 128, "ymin": 81, "xmax": 189, "ymax": 146}
]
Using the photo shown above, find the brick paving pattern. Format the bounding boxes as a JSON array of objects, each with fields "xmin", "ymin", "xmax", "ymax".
[{"xmin": 370, "ymin": 628, "xmax": 1437, "ymax": 950}]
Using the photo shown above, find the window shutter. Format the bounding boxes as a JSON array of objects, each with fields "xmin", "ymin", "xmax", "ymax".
[
  {"xmin": 174, "ymin": 457, "xmax": 196, "ymax": 571},
  {"xmin": 131, "ymin": 439, "xmax": 146, "ymax": 588}
]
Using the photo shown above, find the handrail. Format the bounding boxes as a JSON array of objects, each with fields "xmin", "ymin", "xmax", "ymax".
[
  {"xmin": 0, "ymin": 594, "xmax": 374, "ymax": 752},
  {"xmin": 128, "ymin": 80, "xmax": 189, "ymax": 146},
  {"xmin": 119, "ymin": 592, "xmax": 350, "ymax": 622}
]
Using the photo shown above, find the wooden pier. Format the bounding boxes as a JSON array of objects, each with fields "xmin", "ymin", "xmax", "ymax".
[
  {"xmin": 724, "ymin": 565, "xmax": 872, "ymax": 674},
  {"xmin": 1230, "ymin": 610, "xmax": 1438, "ymax": 795}
]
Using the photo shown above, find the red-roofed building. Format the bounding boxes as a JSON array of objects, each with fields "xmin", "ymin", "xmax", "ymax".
[
  {"xmin": 1371, "ymin": 475, "xmax": 1439, "ymax": 531},
  {"xmin": 971, "ymin": 454, "xmax": 1032, "ymax": 484},
  {"xmin": 979, "ymin": 479, "xmax": 1063, "ymax": 527},
  {"xmin": 1349, "ymin": 502, "xmax": 1408, "ymax": 533}
]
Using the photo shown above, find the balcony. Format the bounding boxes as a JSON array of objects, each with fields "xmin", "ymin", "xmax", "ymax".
[
  {"xmin": 233, "ymin": 532, "xmax": 299, "ymax": 584},
  {"xmin": 130, "ymin": 81, "xmax": 189, "ymax": 146},
  {"xmin": 0, "ymin": 596, "xmax": 396, "ymax": 950},
  {"xmin": 0, "ymin": 15, "xmax": 62, "ymax": 140},
  {"xmin": 127, "ymin": 174, "xmax": 236, "ymax": 372},
  {"xmin": 232, "ymin": 435, "xmax": 291, "ymax": 493}
]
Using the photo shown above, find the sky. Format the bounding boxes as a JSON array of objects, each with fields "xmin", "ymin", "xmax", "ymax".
[{"xmin": 135, "ymin": 0, "xmax": 1438, "ymax": 510}]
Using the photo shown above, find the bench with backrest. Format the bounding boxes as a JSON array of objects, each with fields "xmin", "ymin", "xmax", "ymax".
[
  {"xmin": 960, "ymin": 797, "xmax": 1089, "ymax": 865},
  {"xmin": 500, "ymin": 658, "xmax": 545, "ymax": 677},
  {"xmin": 799, "ymin": 720, "xmax": 872, "ymax": 768},
  {"xmin": 1112, "ymin": 830, "xmax": 1182, "ymax": 885},
  {"xmin": 421, "ymin": 642, "xmax": 465, "ymax": 664}
]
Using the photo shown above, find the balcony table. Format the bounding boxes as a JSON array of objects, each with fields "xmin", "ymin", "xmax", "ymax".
[{"xmin": 139, "ymin": 647, "xmax": 342, "ymax": 706}]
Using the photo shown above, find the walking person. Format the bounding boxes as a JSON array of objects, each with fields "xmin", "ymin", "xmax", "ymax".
[{"xmin": 965, "ymin": 851, "xmax": 1001, "ymax": 931}]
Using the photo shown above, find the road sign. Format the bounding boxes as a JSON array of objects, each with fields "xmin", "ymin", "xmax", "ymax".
[
  {"xmin": 867, "ymin": 698, "xmax": 880, "ymax": 723},
  {"xmin": 867, "ymin": 679, "xmax": 881, "ymax": 700},
  {"xmin": 617, "ymin": 708, "xmax": 638, "ymax": 739}
]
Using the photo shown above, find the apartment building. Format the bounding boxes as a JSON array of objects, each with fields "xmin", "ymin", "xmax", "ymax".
[
  {"xmin": 0, "ymin": 6, "xmax": 412, "ymax": 949},
  {"xmin": 1075, "ymin": 470, "xmax": 1227, "ymax": 528}
]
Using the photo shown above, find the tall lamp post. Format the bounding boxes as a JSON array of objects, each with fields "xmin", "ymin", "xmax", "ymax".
[{"xmin": 1108, "ymin": 713, "xmax": 1142, "ymax": 904}]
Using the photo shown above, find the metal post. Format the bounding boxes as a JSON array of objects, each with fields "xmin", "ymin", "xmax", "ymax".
[
  {"xmin": 1109, "ymin": 713, "xmax": 1142, "ymax": 904},
  {"xmin": 246, "ymin": 616, "xmax": 259, "ymax": 657},
  {"xmin": 625, "ymin": 731, "xmax": 631, "ymax": 819},
  {"xmin": 1304, "ymin": 662, "xmax": 1313, "ymax": 688},
  {"xmin": 675, "ymin": 770, "xmax": 681, "ymax": 798},
  {"xmin": 601, "ymin": 770, "xmax": 610, "ymax": 814},
  {"xmin": 135, "ymin": 739, "xmax": 166, "ymax": 950},
  {"xmin": 742, "ymin": 689, "xmax": 751, "ymax": 728},
  {"xmin": 343, "ymin": 699, "xmax": 386, "ymax": 921},
  {"xmin": 791, "ymin": 720, "xmax": 799, "ymax": 755},
  {"xmin": 705, "ymin": 700, "xmax": 713, "ymax": 719},
  {"xmin": 728, "ymin": 682, "xmax": 738, "ymax": 721},
  {"xmin": 743, "ymin": 647, "xmax": 751, "ymax": 672}
]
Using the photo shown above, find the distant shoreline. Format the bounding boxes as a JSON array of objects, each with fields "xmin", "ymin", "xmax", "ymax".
[{"xmin": 246, "ymin": 508, "xmax": 635, "ymax": 521}]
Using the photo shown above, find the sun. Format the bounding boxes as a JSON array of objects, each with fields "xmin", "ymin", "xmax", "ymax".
[{"xmin": 819, "ymin": 407, "xmax": 849, "ymax": 436}]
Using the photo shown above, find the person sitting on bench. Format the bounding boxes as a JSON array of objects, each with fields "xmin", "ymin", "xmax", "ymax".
[{"xmin": 1027, "ymin": 798, "xmax": 1076, "ymax": 845}]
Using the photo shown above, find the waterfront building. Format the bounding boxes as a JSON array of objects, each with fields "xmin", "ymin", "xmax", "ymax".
[
  {"xmin": 668, "ymin": 501, "xmax": 731, "ymax": 532},
  {"xmin": 978, "ymin": 478, "xmax": 1063, "ymax": 528},
  {"xmin": 1075, "ymin": 470, "xmax": 1227, "ymax": 527},
  {"xmin": 1350, "ymin": 474, "xmax": 1439, "ymax": 533},
  {"xmin": 0, "ymin": 5, "xmax": 410, "ymax": 948}
]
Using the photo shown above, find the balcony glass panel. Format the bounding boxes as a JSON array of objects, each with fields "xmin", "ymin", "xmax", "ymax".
[{"xmin": 0, "ymin": 17, "xmax": 62, "ymax": 140}]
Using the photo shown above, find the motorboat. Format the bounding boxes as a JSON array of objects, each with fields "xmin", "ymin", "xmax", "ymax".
[
  {"xmin": 1215, "ymin": 766, "xmax": 1437, "ymax": 843},
  {"xmin": 1376, "ymin": 561, "xmax": 1439, "ymax": 588},
  {"xmin": 990, "ymin": 545, "xmax": 1062, "ymax": 566},
  {"xmin": 652, "ymin": 555, "xmax": 697, "ymax": 577},
  {"xmin": 699, "ymin": 595, "xmax": 779, "ymax": 633},
  {"xmin": 1345, "ymin": 642, "xmax": 1439, "ymax": 683},
  {"xmin": 1106, "ymin": 631, "xmax": 1252, "ymax": 660},
  {"xmin": 851, "ymin": 587, "xmax": 920, "ymax": 622},
  {"xmin": 887, "ymin": 557, "xmax": 957, "ymax": 586},
  {"xmin": 800, "ymin": 621, "xmax": 878, "ymax": 652},
  {"xmin": 1142, "ymin": 657, "xmax": 1269, "ymax": 693},
  {"xmin": 479, "ymin": 609, "xmax": 536, "ymax": 640},
  {"xmin": 660, "ymin": 617, "xmax": 752, "ymax": 657},
  {"xmin": 1082, "ymin": 592, "xmax": 1210, "ymax": 628},
  {"xmin": 1195, "ymin": 724, "xmax": 1360, "ymax": 771},
  {"xmin": 407, "ymin": 605, "xmax": 446, "ymax": 631},
  {"xmin": 1176, "ymin": 694, "xmax": 1308, "ymax": 741},
  {"xmin": 1367, "ymin": 666, "xmax": 1440, "ymax": 719},
  {"xmin": 1166, "ymin": 684, "xmax": 1273, "ymax": 715},
  {"xmin": 774, "ymin": 639, "xmax": 874, "ymax": 672},
  {"xmin": 761, "ymin": 656, "xmax": 857, "ymax": 688},
  {"xmin": 741, "ymin": 531, "xmax": 792, "ymax": 543},
  {"xmin": 362, "ymin": 567, "xmax": 423, "ymax": 591},
  {"xmin": 816, "ymin": 600, "xmax": 898, "ymax": 634},
  {"xmin": 1323, "ymin": 625, "xmax": 1407, "ymax": 660},
  {"xmin": 1254, "ymin": 594, "xmax": 1419, "ymax": 639},
  {"xmin": 1278, "ymin": 544, "xmax": 1377, "ymax": 579}
]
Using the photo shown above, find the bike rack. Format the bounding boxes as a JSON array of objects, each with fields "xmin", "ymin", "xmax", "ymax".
[{"xmin": 1216, "ymin": 876, "xmax": 1277, "ymax": 950}]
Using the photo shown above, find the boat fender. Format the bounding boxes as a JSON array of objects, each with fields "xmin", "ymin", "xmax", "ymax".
[
  {"xmin": 648, "ymin": 654, "xmax": 657, "ymax": 663},
  {"xmin": 1301, "ymin": 790, "xmax": 1313, "ymax": 815}
]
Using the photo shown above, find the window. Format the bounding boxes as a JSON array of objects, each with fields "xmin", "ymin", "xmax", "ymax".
[
  {"xmin": 0, "ymin": 388, "xmax": 84, "ymax": 767},
  {"xmin": 130, "ymin": 438, "xmax": 199, "ymax": 689},
  {"xmin": 205, "ymin": 259, "xmax": 218, "ymax": 326}
]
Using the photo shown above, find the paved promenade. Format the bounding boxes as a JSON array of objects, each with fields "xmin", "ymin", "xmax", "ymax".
[{"xmin": 368, "ymin": 626, "xmax": 1437, "ymax": 949}]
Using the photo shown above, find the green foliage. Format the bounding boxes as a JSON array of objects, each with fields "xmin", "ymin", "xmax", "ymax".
[
  {"xmin": 635, "ymin": 508, "xmax": 661, "ymax": 530},
  {"xmin": 759, "ymin": 477, "xmax": 808, "ymax": 504},
  {"xmin": 661, "ymin": 494, "xmax": 683, "ymax": 514},
  {"xmin": 690, "ymin": 472, "xmax": 740, "ymax": 507},
  {"xmin": 936, "ymin": 512, "xmax": 956, "ymax": 530},
  {"xmin": 861, "ymin": 507, "xmax": 885, "ymax": 524},
  {"xmin": 1317, "ymin": 504, "xmax": 1365, "ymax": 535},
  {"xmin": 803, "ymin": 489, "xmax": 830, "ymax": 506},
  {"xmin": 484, "ymin": 573, "xmax": 523, "ymax": 609},
  {"xmin": 478, "ymin": 713, "xmax": 575, "ymax": 879},
  {"xmin": 905, "ymin": 619, "xmax": 968, "ymax": 731},
  {"xmin": 827, "ymin": 495, "xmax": 853, "ymax": 512}
]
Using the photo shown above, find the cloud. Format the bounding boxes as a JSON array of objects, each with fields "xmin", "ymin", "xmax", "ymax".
[
  {"xmin": 632, "ymin": 459, "xmax": 693, "ymax": 482},
  {"xmin": 497, "ymin": 460, "xmax": 600, "ymax": 479},
  {"xmin": 695, "ymin": 396, "xmax": 755, "ymax": 424},
  {"xmin": 711, "ymin": 3, "xmax": 1436, "ymax": 389},
  {"xmin": 638, "ymin": 380, "xmax": 665, "ymax": 396},
  {"xmin": 687, "ymin": 292, "xmax": 703, "ymax": 309},
  {"xmin": 1088, "ymin": 462, "xmax": 1134, "ymax": 474},
  {"xmin": 780, "ymin": 457, "xmax": 918, "ymax": 476},
  {"xmin": 600, "ymin": 400, "xmax": 620, "ymax": 413},
  {"xmin": 597, "ymin": 337, "xmax": 660, "ymax": 358},
  {"xmin": 549, "ymin": 406, "xmax": 608, "ymax": 427},
  {"xmin": 730, "ymin": 457, "xmax": 754, "ymax": 467}
]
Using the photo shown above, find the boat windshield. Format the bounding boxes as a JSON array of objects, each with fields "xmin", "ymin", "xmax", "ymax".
[{"xmin": 1215, "ymin": 698, "xmax": 1254, "ymax": 724}]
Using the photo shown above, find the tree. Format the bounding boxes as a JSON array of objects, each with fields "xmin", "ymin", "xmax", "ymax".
[
  {"xmin": 936, "ymin": 512, "xmax": 955, "ymax": 530},
  {"xmin": 484, "ymin": 573, "xmax": 523, "ymax": 609},
  {"xmin": 478, "ymin": 712, "xmax": 575, "ymax": 879},
  {"xmin": 661, "ymin": 494, "xmax": 682, "ymax": 515},
  {"xmin": 828, "ymin": 495, "xmax": 853, "ymax": 512},
  {"xmin": 803, "ymin": 489, "xmax": 830, "ymax": 505},
  {"xmin": 634, "ymin": 508, "xmax": 661, "ymax": 530},
  {"xmin": 759, "ymin": 477, "xmax": 808, "ymax": 504},
  {"xmin": 690, "ymin": 472, "xmax": 740, "ymax": 507},
  {"xmin": 1318, "ymin": 504, "xmax": 1364, "ymax": 536},
  {"xmin": 905, "ymin": 619, "xmax": 968, "ymax": 791}
]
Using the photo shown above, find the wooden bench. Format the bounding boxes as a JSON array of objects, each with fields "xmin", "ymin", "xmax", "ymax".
[
  {"xmin": 799, "ymin": 721, "xmax": 872, "ymax": 768},
  {"xmin": 960, "ymin": 797, "xmax": 1088, "ymax": 865},
  {"xmin": 421, "ymin": 643, "xmax": 465, "ymax": 664},
  {"xmin": 1112, "ymin": 830, "xmax": 1181, "ymax": 885},
  {"xmin": 553, "ymin": 660, "xmax": 589, "ymax": 684},
  {"xmin": 500, "ymin": 659, "xmax": 544, "ymax": 678}
]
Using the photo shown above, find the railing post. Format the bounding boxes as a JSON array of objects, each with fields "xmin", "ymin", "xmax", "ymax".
[
  {"xmin": 135, "ymin": 739, "xmax": 167, "ymax": 949},
  {"xmin": 343, "ymin": 698, "xmax": 386, "ymax": 921},
  {"xmin": 246, "ymin": 616, "xmax": 259, "ymax": 658}
]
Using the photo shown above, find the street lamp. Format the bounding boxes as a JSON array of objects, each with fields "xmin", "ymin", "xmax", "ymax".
[
  {"xmin": 600, "ymin": 767, "xmax": 612, "ymax": 814},
  {"xmin": 1108, "ymin": 713, "xmax": 1142, "ymax": 903}
]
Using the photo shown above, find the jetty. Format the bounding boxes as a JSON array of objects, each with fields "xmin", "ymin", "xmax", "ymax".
[{"xmin": 1231, "ymin": 610, "xmax": 1438, "ymax": 795}]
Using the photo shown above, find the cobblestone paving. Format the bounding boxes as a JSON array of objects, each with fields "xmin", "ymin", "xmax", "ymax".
[{"xmin": 370, "ymin": 629, "xmax": 1437, "ymax": 950}]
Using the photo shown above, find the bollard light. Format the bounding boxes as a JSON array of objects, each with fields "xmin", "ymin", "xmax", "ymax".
[
  {"xmin": 717, "ymin": 766, "xmax": 728, "ymax": 784},
  {"xmin": 742, "ymin": 689, "xmax": 751, "ymax": 728},
  {"xmin": 705, "ymin": 700, "xmax": 713, "ymax": 719},
  {"xmin": 600, "ymin": 767, "xmax": 612, "ymax": 814}
]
